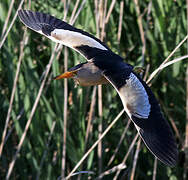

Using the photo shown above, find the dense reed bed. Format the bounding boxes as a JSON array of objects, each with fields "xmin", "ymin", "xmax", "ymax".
[{"xmin": 0, "ymin": 0, "xmax": 187, "ymax": 179}]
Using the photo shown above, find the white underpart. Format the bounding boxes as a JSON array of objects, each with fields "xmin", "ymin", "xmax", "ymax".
[
  {"xmin": 46, "ymin": 29, "xmax": 108, "ymax": 51},
  {"xmin": 119, "ymin": 73, "xmax": 151, "ymax": 119}
]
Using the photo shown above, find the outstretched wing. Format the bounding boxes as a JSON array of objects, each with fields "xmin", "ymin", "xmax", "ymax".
[
  {"xmin": 18, "ymin": 10, "xmax": 111, "ymax": 60},
  {"xmin": 103, "ymin": 67, "xmax": 178, "ymax": 166}
]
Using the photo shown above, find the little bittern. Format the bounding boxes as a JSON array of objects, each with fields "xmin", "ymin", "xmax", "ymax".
[{"xmin": 18, "ymin": 10, "xmax": 178, "ymax": 166}]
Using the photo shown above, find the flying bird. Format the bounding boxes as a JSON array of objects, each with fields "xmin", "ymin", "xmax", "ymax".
[{"xmin": 18, "ymin": 9, "xmax": 178, "ymax": 166}]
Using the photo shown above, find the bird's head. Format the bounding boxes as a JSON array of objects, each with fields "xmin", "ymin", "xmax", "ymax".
[
  {"xmin": 53, "ymin": 63, "xmax": 84, "ymax": 84},
  {"xmin": 54, "ymin": 62, "xmax": 108, "ymax": 86}
]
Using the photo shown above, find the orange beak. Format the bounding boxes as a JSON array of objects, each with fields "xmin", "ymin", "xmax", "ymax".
[{"xmin": 54, "ymin": 71, "xmax": 76, "ymax": 80}]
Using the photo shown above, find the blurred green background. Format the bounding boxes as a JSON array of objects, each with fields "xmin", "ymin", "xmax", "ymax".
[{"xmin": 0, "ymin": 0, "xmax": 187, "ymax": 179}]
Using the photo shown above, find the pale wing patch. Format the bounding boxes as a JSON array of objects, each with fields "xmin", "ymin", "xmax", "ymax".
[
  {"xmin": 119, "ymin": 73, "xmax": 151, "ymax": 119},
  {"xmin": 50, "ymin": 29, "xmax": 107, "ymax": 50}
]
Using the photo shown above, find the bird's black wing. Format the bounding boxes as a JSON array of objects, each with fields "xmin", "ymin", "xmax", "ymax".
[
  {"xmin": 103, "ymin": 65, "xmax": 178, "ymax": 166},
  {"xmin": 18, "ymin": 10, "xmax": 112, "ymax": 60}
]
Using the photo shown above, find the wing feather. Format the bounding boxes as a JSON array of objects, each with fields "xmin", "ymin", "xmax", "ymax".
[
  {"xmin": 18, "ymin": 10, "xmax": 110, "ymax": 60},
  {"xmin": 104, "ymin": 70, "xmax": 178, "ymax": 166}
]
